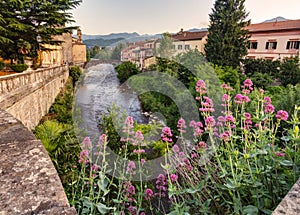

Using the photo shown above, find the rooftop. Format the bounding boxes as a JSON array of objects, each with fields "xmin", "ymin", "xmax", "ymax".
[
  {"xmin": 246, "ymin": 19, "xmax": 300, "ymax": 33},
  {"xmin": 171, "ymin": 29, "xmax": 208, "ymax": 41}
]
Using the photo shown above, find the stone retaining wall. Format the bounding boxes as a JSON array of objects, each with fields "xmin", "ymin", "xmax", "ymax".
[
  {"xmin": 0, "ymin": 109, "xmax": 77, "ymax": 215},
  {"xmin": 0, "ymin": 66, "xmax": 69, "ymax": 130}
]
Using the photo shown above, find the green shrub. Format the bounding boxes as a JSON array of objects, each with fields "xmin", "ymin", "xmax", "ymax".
[
  {"xmin": 10, "ymin": 63, "xmax": 28, "ymax": 73},
  {"xmin": 69, "ymin": 65, "xmax": 83, "ymax": 84},
  {"xmin": 0, "ymin": 61, "xmax": 5, "ymax": 70},
  {"xmin": 115, "ymin": 61, "xmax": 141, "ymax": 83}
]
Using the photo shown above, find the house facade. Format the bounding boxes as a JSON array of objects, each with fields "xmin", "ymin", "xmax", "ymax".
[
  {"xmin": 170, "ymin": 29, "xmax": 208, "ymax": 55},
  {"xmin": 246, "ymin": 19, "xmax": 300, "ymax": 60}
]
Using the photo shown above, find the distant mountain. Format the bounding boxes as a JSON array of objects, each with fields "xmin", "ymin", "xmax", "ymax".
[
  {"xmin": 83, "ymin": 37, "xmax": 125, "ymax": 48},
  {"xmin": 82, "ymin": 32, "xmax": 140, "ymax": 41},
  {"xmin": 187, "ymin": 28, "xmax": 208, "ymax": 32},
  {"xmin": 110, "ymin": 34, "xmax": 162, "ymax": 46},
  {"xmin": 263, "ymin": 17, "xmax": 289, "ymax": 23}
]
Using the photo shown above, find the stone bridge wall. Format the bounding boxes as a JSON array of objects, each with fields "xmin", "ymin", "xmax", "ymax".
[{"xmin": 0, "ymin": 66, "xmax": 69, "ymax": 130}]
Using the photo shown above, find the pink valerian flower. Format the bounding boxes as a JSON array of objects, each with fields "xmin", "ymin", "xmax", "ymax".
[
  {"xmin": 264, "ymin": 96, "xmax": 272, "ymax": 105},
  {"xmin": 222, "ymin": 94, "xmax": 230, "ymax": 107},
  {"xmin": 123, "ymin": 116, "xmax": 134, "ymax": 134},
  {"xmin": 141, "ymin": 159, "xmax": 146, "ymax": 166},
  {"xmin": 177, "ymin": 118, "xmax": 187, "ymax": 133},
  {"xmin": 264, "ymin": 103, "xmax": 275, "ymax": 114},
  {"xmin": 220, "ymin": 131, "xmax": 231, "ymax": 142},
  {"xmin": 198, "ymin": 141, "xmax": 207, "ymax": 149},
  {"xmin": 133, "ymin": 149, "xmax": 145, "ymax": 154},
  {"xmin": 182, "ymin": 158, "xmax": 193, "ymax": 171},
  {"xmin": 276, "ymin": 110, "xmax": 289, "ymax": 121},
  {"xmin": 191, "ymin": 152, "xmax": 198, "ymax": 158},
  {"xmin": 132, "ymin": 131, "xmax": 146, "ymax": 146},
  {"xmin": 78, "ymin": 150, "xmax": 90, "ymax": 164},
  {"xmin": 126, "ymin": 161, "xmax": 136, "ymax": 175},
  {"xmin": 259, "ymin": 89, "xmax": 265, "ymax": 94},
  {"xmin": 244, "ymin": 112, "xmax": 253, "ymax": 130},
  {"xmin": 275, "ymin": 152, "xmax": 286, "ymax": 157},
  {"xmin": 134, "ymin": 130, "xmax": 144, "ymax": 141},
  {"xmin": 91, "ymin": 164, "xmax": 99, "ymax": 172},
  {"xmin": 81, "ymin": 137, "xmax": 92, "ymax": 150},
  {"xmin": 189, "ymin": 121, "xmax": 204, "ymax": 137},
  {"xmin": 172, "ymin": 144, "xmax": 180, "ymax": 153},
  {"xmin": 225, "ymin": 115, "xmax": 235, "ymax": 123},
  {"xmin": 170, "ymin": 174, "xmax": 178, "ymax": 183},
  {"xmin": 145, "ymin": 188, "xmax": 154, "ymax": 200},
  {"xmin": 205, "ymin": 116, "xmax": 216, "ymax": 129},
  {"xmin": 196, "ymin": 79, "xmax": 207, "ymax": 94},
  {"xmin": 199, "ymin": 96, "xmax": 215, "ymax": 113},
  {"xmin": 161, "ymin": 127, "xmax": 173, "ymax": 142},
  {"xmin": 127, "ymin": 206, "xmax": 137, "ymax": 215},
  {"xmin": 221, "ymin": 83, "xmax": 233, "ymax": 91},
  {"xmin": 234, "ymin": 94, "xmax": 250, "ymax": 104},
  {"xmin": 140, "ymin": 212, "xmax": 146, "ymax": 215},
  {"xmin": 96, "ymin": 134, "xmax": 107, "ymax": 149},
  {"xmin": 241, "ymin": 79, "xmax": 253, "ymax": 94},
  {"xmin": 156, "ymin": 174, "xmax": 168, "ymax": 195}
]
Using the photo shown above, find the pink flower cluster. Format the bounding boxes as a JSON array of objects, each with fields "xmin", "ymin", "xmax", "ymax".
[
  {"xmin": 244, "ymin": 112, "xmax": 253, "ymax": 130},
  {"xmin": 276, "ymin": 110, "xmax": 289, "ymax": 121},
  {"xmin": 161, "ymin": 126, "xmax": 173, "ymax": 142},
  {"xmin": 205, "ymin": 116, "xmax": 216, "ymax": 129},
  {"xmin": 241, "ymin": 79, "xmax": 253, "ymax": 94},
  {"xmin": 234, "ymin": 94, "xmax": 250, "ymax": 104},
  {"xmin": 189, "ymin": 121, "xmax": 204, "ymax": 137},
  {"xmin": 264, "ymin": 96, "xmax": 275, "ymax": 114},
  {"xmin": 199, "ymin": 96, "xmax": 215, "ymax": 113},
  {"xmin": 126, "ymin": 161, "xmax": 136, "ymax": 175},
  {"xmin": 177, "ymin": 118, "xmax": 187, "ymax": 133},
  {"xmin": 145, "ymin": 188, "xmax": 154, "ymax": 201},
  {"xmin": 156, "ymin": 174, "xmax": 168, "ymax": 196},
  {"xmin": 196, "ymin": 79, "xmax": 206, "ymax": 94}
]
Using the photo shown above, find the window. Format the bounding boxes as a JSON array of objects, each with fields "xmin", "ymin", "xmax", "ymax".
[
  {"xmin": 265, "ymin": 41, "xmax": 277, "ymax": 50},
  {"xmin": 249, "ymin": 41, "xmax": 258, "ymax": 49},
  {"xmin": 185, "ymin": 45, "xmax": 190, "ymax": 50},
  {"xmin": 286, "ymin": 41, "xmax": 300, "ymax": 49},
  {"xmin": 178, "ymin": 45, "xmax": 182, "ymax": 50}
]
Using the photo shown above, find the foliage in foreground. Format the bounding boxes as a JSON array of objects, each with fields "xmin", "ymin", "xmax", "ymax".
[{"xmin": 70, "ymin": 79, "xmax": 300, "ymax": 214}]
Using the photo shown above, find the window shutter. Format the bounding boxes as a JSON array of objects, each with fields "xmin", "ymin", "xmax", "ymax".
[
  {"xmin": 265, "ymin": 42, "xmax": 269, "ymax": 49},
  {"xmin": 295, "ymin": 41, "xmax": 300, "ymax": 49},
  {"xmin": 286, "ymin": 41, "xmax": 290, "ymax": 49}
]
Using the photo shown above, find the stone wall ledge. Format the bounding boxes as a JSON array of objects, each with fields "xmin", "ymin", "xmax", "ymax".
[
  {"xmin": 0, "ymin": 109, "xmax": 76, "ymax": 215},
  {"xmin": 272, "ymin": 178, "xmax": 300, "ymax": 214}
]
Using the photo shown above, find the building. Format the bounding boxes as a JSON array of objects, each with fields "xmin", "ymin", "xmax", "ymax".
[
  {"xmin": 121, "ymin": 39, "xmax": 158, "ymax": 69},
  {"xmin": 246, "ymin": 19, "xmax": 300, "ymax": 60},
  {"xmin": 170, "ymin": 29, "xmax": 208, "ymax": 55}
]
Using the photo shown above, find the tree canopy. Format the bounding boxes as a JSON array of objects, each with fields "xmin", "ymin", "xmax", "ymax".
[
  {"xmin": 205, "ymin": 0, "xmax": 250, "ymax": 68},
  {"xmin": 0, "ymin": 0, "xmax": 82, "ymax": 63}
]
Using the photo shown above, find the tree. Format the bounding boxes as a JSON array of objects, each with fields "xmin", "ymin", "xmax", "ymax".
[
  {"xmin": 156, "ymin": 32, "xmax": 174, "ymax": 58},
  {"xmin": 111, "ymin": 43, "xmax": 125, "ymax": 60},
  {"xmin": 0, "ymin": 0, "xmax": 82, "ymax": 63},
  {"xmin": 205, "ymin": 0, "xmax": 250, "ymax": 68}
]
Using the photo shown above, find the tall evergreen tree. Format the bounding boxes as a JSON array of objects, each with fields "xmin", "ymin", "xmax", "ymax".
[
  {"xmin": 205, "ymin": 0, "xmax": 250, "ymax": 68},
  {"xmin": 0, "ymin": 0, "xmax": 82, "ymax": 63}
]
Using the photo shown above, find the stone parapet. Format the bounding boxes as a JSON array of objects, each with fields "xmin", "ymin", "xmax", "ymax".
[
  {"xmin": 272, "ymin": 178, "xmax": 300, "ymax": 215},
  {"xmin": 0, "ymin": 66, "xmax": 69, "ymax": 130},
  {"xmin": 0, "ymin": 109, "xmax": 77, "ymax": 215}
]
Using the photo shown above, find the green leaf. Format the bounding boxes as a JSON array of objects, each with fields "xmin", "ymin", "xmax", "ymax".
[
  {"xmin": 96, "ymin": 202, "xmax": 114, "ymax": 214},
  {"xmin": 280, "ymin": 160, "xmax": 293, "ymax": 166},
  {"xmin": 242, "ymin": 205, "xmax": 259, "ymax": 215}
]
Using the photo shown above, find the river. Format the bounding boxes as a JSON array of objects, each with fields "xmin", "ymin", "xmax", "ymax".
[{"xmin": 74, "ymin": 64, "xmax": 147, "ymax": 139}]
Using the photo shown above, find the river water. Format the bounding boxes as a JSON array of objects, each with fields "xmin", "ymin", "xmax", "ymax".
[{"xmin": 74, "ymin": 64, "xmax": 147, "ymax": 139}]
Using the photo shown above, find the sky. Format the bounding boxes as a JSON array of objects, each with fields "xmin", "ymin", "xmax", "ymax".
[{"xmin": 71, "ymin": 0, "xmax": 300, "ymax": 35}]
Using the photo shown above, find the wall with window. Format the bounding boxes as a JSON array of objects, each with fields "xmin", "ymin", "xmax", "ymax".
[{"xmin": 247, "ymin": 31, "xmax": 300, "ymax": 60}]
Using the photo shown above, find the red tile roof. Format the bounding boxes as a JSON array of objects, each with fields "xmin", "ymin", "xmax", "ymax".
[
  {"xmin": 171, "ymin": 30, "xmax": 208, "ymax": 41},
  {"xmin": 246, "ymin": 19, "xmax": 300, "ymax": 33}
]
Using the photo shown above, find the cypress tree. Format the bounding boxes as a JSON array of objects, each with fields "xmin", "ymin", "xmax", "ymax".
[{"xmin": 205, "ymin": 0, "xmax": 250, "ymax": 68}]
